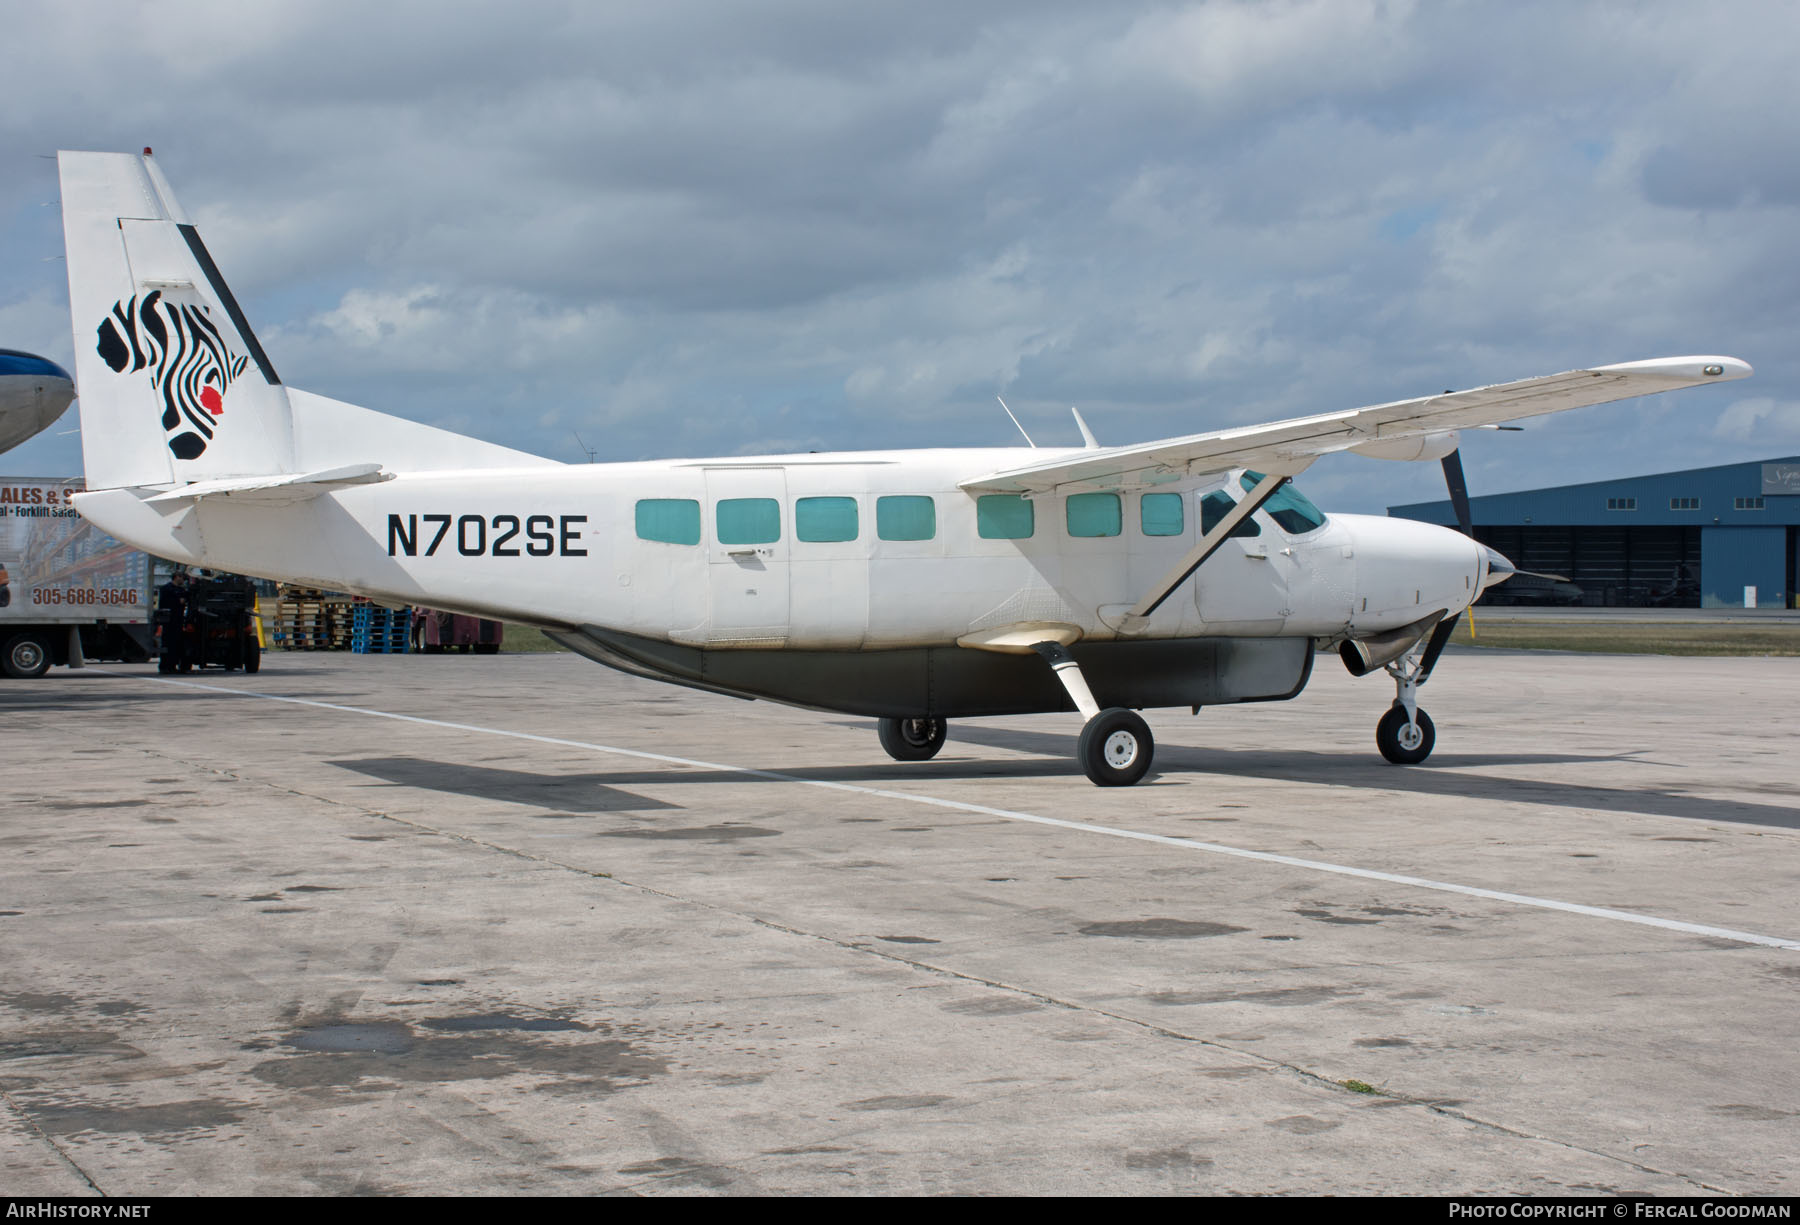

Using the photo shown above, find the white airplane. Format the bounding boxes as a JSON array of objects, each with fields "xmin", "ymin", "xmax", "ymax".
[
  {"xmin": 0, "ymin": 348, "xmax": 75, "ymax": 455},
  {"xmin": 55, "ymin": 150, "xmax": 1752, "ymax": 784}
]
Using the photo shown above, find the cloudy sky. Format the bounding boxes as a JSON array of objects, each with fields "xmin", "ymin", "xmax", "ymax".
[{"xmin": 3, "ymin": 0, "xmax": 1797, "ymax": 512}]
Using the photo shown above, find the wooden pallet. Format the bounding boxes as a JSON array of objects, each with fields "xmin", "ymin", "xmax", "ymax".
[{"xmin": 272, "ymin": 592, "xmax": 360, "ymax": 650}]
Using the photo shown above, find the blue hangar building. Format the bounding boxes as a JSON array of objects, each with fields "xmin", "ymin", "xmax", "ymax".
[{"xmin": 1389, "ymin": 456, "xmax": 1800, "ymax": 609}]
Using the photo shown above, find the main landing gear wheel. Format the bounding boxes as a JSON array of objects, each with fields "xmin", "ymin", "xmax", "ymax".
[
  {"xmin": 1078, "ymin": 707, "xmax": 1154, "ymax": 787},
  {"xmin": 1376, "ymin": 705, "xmax": 1436, "ymax": 765},
  {"xmin": 878, "ymin": 716, "xmax": 947, "ymax": 762}
]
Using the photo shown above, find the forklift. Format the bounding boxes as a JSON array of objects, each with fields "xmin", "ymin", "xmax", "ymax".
[{"xmin": 157, "ymin": 570, "xmax": 261, "ymax": 673}]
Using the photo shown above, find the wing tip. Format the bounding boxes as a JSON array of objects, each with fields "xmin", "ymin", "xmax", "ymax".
[{"xmin": 1590, "ymin": 355, "xmax": 1753, "ymax": 382}]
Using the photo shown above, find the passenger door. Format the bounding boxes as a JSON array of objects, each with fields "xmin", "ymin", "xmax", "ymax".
[{"xmin": 704, "ymin": 467, "xmax": 790, "ymax": 645}]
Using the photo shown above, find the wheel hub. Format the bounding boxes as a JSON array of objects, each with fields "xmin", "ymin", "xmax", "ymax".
[
  {"xmin": 1103, "ymin": 730, "xmax": 1139, "ymax": 769},
  {"xmin": 1397, "ymin": 721, "xmax": 1423, "ymax": 751}
]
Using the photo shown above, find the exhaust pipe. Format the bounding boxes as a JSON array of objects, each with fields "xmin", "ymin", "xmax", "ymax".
[{"xmin": 1340, "ymin": 612, "xmax": 1443, "ymax": 677}]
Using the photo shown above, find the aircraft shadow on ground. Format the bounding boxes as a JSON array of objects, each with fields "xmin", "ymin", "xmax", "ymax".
[
  {"xmin": 0, "ymin": 690, "xmax": 181, "ymax": 710},
  {"xmin": 332, "ymin": 752, "xmax": 1087, "ymax": 800},
  {"xmin": 939, "ymin": 725, "xmax": 1800, "ymax": 832},
  {"xmin": 331, "ymin": 728, "xmax": 1798, "ymax": 834},
  {"xmin": 0, "ymin": 684, "xmax": 382, "ymax": 711},
  {"xmin": 0, "ymin": 681, "xmax": 276, "ymax": 709},
  {"xmin": 331, "ymin": 757, "xmax": 683, "ymax": 815}
]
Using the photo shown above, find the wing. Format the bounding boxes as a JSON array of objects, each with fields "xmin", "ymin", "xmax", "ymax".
[{"xmin": 959, "ymin": 356, "xmax": 1751, "ymax": 494}]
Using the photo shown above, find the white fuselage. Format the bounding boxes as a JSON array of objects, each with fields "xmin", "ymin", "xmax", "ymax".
[{"xmin": 77, "ymin": 447, "xmax": 1486, "ymax": 651}]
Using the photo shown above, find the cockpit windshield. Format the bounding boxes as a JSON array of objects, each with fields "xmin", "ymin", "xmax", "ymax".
[
  {"xmin": 1200, "ymin": 490, "xmax": 1261, "ymax": 537},
  {"xmin": 1241, "ymin": 471, "xmax": 1328, "ymax": 534}
]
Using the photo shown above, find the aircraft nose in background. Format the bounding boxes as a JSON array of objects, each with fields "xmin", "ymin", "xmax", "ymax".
[
  {"xmin": 0, "ymin": 349, "xmax": 78, "ymax": 456},
  {"xmin": 0, "ymin": 350, "xmax": 72, "ymax": 384},
  {"xmin": 1480, "ymin": 546, "xmax": 1516, "ymax": 593}
]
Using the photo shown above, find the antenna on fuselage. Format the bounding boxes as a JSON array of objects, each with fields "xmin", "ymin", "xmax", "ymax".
[
  {"xmin": 996, "ymin": 396, "xmax": 1036, "ymax": 448},
  {"xmin": 1071, "ymin": 406, "xmax": 1099, "ymax": 449},
  {"xmin": 571, "ymin": 430, "xmax": 597, "ymax": 463}
]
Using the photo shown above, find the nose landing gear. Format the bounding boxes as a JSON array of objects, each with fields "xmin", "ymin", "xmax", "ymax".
[
  {"xmin": 1373, "ymin": 612, "xmax": 1458, "ymax": 765},
  {"xmin": 1377, "ymin": 703, "xmax": 1435, "ymax": 765}
]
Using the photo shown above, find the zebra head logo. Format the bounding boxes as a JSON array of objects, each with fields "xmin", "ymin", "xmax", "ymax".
[{"xmin": 96, "ymin": 290, "xmax": 250, "ymax": 461}]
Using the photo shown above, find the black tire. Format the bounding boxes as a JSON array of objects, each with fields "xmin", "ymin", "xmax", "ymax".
[
  {"xmin": 1377, "ymin": 705, "xmax": 1435, "ymax": 765},
  {"xmin": 1078, "ymin": 708, "xmax": 1154, "ymax": 787},
  {"xmin": 878, "ymin": 716, "xmax": 947, "ymax": 761},
  {"xmin": 474, "ymin": 642, "xmax": 500, "ymax": 655},
  {"xmin": 242, "ymin": 636, "xmax": 261, "ymax": 674},
  {"xmin": 1, "ymin": 633, "xmax": 53, "ymax": 679}
]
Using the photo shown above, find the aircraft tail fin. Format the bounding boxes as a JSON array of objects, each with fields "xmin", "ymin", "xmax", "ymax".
[
  {"xmin": 59, "ymin": 150, "xmax": 297, "ymax": 490},
  {"xmin": 60, "ymin": 151, "xmax": 558, "ymax": 489}
]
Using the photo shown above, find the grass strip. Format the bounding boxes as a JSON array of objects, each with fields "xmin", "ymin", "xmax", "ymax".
[{"xmin": 1455, "ymin": 618, "xmax": 1800, "ymax": 656}]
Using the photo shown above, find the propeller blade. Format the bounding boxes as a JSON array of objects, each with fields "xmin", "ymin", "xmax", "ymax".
[
  {"xmin": 1441, "ymin": 449, "xmax": 1474, "ymax": 538},
  {"xmin": 1416, "ymin": 612, "xmax": 1461, "ymax": 683},
  {"xmin": 1515, "ymin": 568, "xmax": 1570, "ymax": 583},
  {"xmin": 1447, "ymin": 452, "xmax": 1509, "ymax": 639}
]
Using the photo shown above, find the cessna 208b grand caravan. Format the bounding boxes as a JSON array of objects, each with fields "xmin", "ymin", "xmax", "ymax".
[{"xmin": 56, "ymin": 150, "xmax": 1750, "ymax": 784}]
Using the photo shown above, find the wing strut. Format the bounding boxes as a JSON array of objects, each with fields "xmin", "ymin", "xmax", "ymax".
[{"xmin": 1119, "ymin": 463, "xmax": 1311, "ymax": 632}]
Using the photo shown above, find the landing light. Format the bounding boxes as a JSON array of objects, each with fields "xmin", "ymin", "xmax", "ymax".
[{"xmin": 1703, "ymin": 364, "xmax": 1724, "ymax": 376}]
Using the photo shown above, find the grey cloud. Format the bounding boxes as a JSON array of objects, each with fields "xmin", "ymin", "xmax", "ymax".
[{"xmin": 1642, "ymin": 142, "xmax": 1800, "ymax": 211}]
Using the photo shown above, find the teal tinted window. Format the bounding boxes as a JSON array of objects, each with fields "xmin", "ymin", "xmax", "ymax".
[
  {"xmin": 716, "ymin": 497, "xmax": 780, "ymax": 544},
  {"xmin": 635, "ymin": 498, "xmax": 701, "ymax": 545},
  {"xmin": 1241, "ymin": 470, "xmax": 1326, "ymax": 534},
  {"xmin": 1066, "ymin": 492, "xmax": 1121, "ymax": 538},
  {"xmin": 876, "ymin": 495, "xmax": 935, "ymax": 541},
  {"xmin": 1200, "ymin": 491, "xmax": 1261, "ymax": 538},
  {"xmin": 796, "ymin": 496, "xmax": 858, "ymax": 542},
  {"xmin": 1140, "ymin": 492, "xmax": 1185, "ymax": 537},
  {"xmin": 977, "ymin": 494, "xmax": 1034, "ymax": 540}
]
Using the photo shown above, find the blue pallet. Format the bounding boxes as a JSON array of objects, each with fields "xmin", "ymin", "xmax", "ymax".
[
  {"xmin": 351, "ymin": 605, "xmax": 413, "ymax": 654},
  {"xmin": 352, "ymin": 605, "xmax": 410, "ymax": 629},
  {"xmin": 351, "ymin": 604, "xmax": 413, "ymax": 654}
]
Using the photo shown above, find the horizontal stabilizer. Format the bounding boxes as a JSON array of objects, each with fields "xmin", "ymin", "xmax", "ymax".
[{"xmin": 144, "ymin": 462, "xmax": 389, "ymax": 503}]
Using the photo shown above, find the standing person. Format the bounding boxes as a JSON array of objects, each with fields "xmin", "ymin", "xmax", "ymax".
[{"xmin": 156, "ymin": 569, "xmax": 193, "ymax": 673}]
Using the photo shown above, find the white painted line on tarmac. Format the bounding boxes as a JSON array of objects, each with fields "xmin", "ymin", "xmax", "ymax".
[{"xmin": 130, "ymin": 673, "xmax": 1800, "ymax": 953}]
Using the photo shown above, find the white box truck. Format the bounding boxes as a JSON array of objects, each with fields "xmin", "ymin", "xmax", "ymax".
[{"xmin": 0, "ymin": 476, "xmax": 156, "ymax": 677}]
